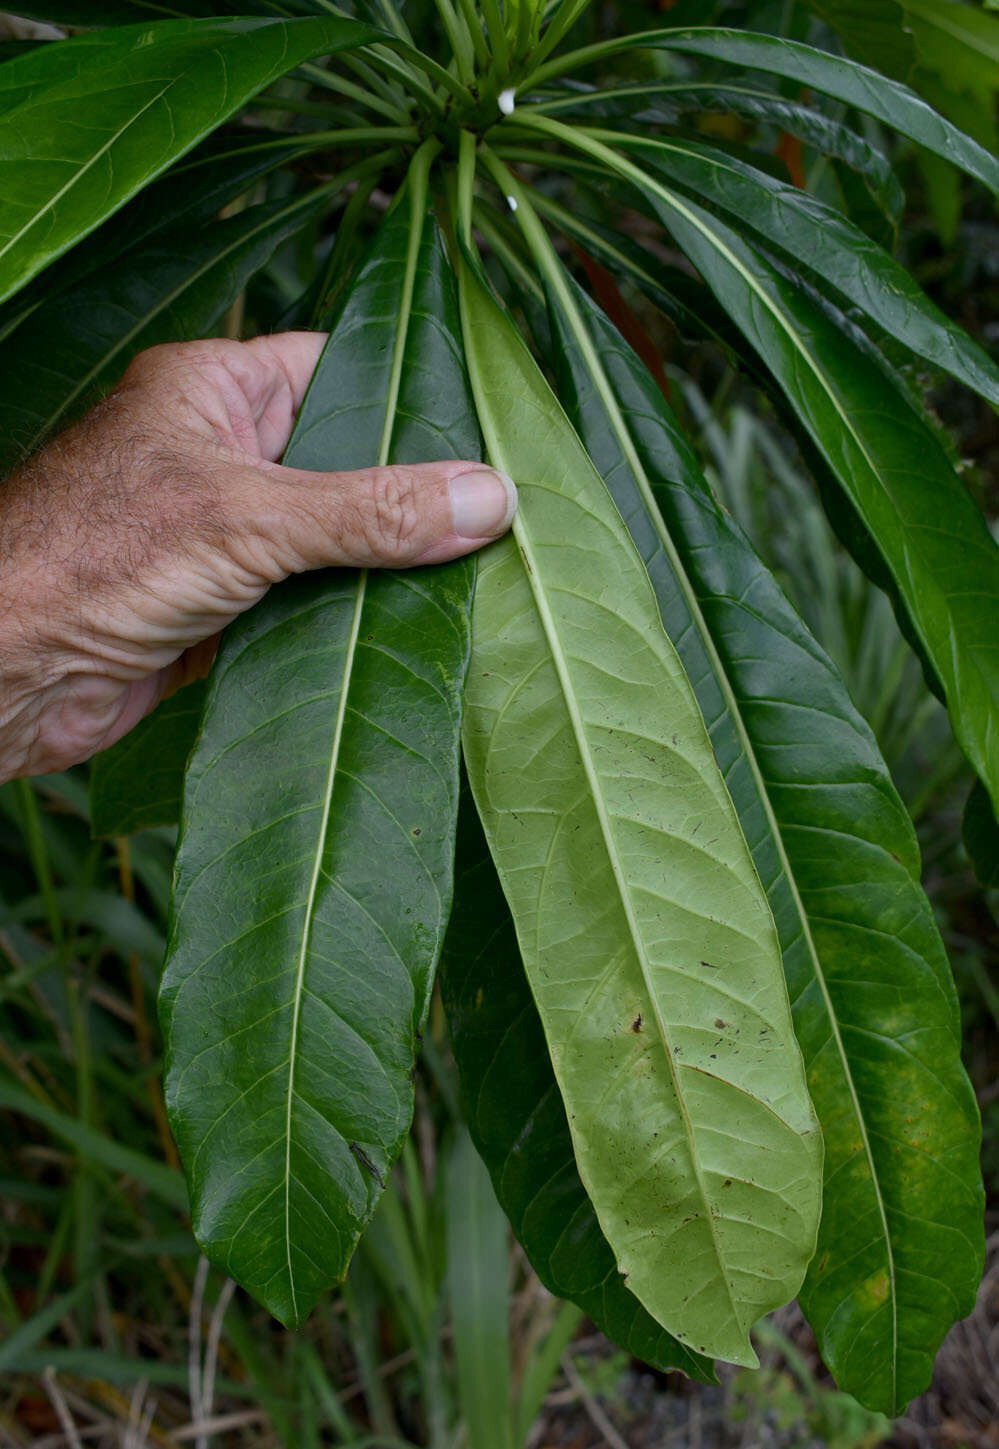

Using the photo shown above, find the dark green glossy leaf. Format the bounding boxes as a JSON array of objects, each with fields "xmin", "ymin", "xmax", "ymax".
[
  {"xmin": 963, "ymin": 780, "xmax": 999, "ymax": 890},
  {"xmin": 537, "ymin": 122, "xmax": 999, "ymax": 824},
  {"xmin": 0, "ymin": 14, "xmax": 379, "ymax": 304},
  {"xmin": 458, "ymin": 253, "xmax": 822, "ymax": 1368},
  {"xmin": 548, "ymin": 27, "xmax": 999, "ymax": 196},
  {"xmin": 3, "ymin": 3, "xmax": 232, "ymax": 21},
  {"xmin": 803, "ymin": 0, "xmax": 916, "ymax": 78},
  {"xmin": 440, "ymin": 799, "xmax": 715, "ymax": 1383},
  {"xmin": 607, "ymin": 131, "xmax": 999, "ymax": 408},
  {"xmin": 90, "ymin": 680, "xmax": 207, "ymax": 838},
  {"xmin": 0, "ymin": 131, "xmax": 314, "ymax": 344},
  {"xmin": 0, "ymin": 189, "xmax": 329, "ymax": 474},
  {"xmin": 537, "ymin": 251, "xmax": 984, "ymax": 1412},
  {"xmin": 533, "ymin": 79, "xmax": 904, "ymax": 233},
  {"xmin": 160, "ymin": 175, "xmax": 477, "ymax": 1326}
]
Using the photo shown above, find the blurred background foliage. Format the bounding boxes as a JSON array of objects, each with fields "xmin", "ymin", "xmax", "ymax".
[{"xmin": 0, "ymin": 0, "xmax": 996, "ymax": 1444}]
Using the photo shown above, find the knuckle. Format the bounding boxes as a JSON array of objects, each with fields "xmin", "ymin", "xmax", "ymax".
[
  {"xmin": 363, "ymin": 466, "xmax": 423, "ymax": 561},
  {"xmin": 121, "ymin": 341, "xmax": 188, "ymax": 385}
]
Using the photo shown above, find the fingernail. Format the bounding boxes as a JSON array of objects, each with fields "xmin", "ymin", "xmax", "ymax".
[{"xmin": 449, "ymin": 468, "xmax": 518, "ymax": 538}]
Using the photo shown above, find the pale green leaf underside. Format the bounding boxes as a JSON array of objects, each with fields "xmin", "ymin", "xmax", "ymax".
[
  {"xmin": 457, "ymin": 258, "xmax": 822, "ymax": 1367},
  {"xmin": 543, "ymin": 265, "xmax": 984, "ymax": 1413}
]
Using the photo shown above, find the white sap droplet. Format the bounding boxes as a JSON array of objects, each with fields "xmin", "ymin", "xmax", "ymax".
[
  {"xmin": 498, "ymin": 87, "xmax": 516, "ymax": 115},
  {"xmin": 506, "ymin": 194, "xmax": 518, "ymax": 211}
]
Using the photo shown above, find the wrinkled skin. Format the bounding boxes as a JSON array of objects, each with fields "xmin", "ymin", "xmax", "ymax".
[{"xmin": 0, "ymin": 333, "xmax": 514, "ymax": 781}]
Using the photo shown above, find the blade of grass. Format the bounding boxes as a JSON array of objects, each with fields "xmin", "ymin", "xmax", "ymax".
[
  {"xmin": 515, "ymin": 1300, "xmax": 584, "ymax": 1444},
  {"xmin": 446, "ymin": 1130, "xmax": 514, "ymax": 1449},
  {"xmin": 0, "ymin": 1077, "xmax": 187, "ymax": 1209}
]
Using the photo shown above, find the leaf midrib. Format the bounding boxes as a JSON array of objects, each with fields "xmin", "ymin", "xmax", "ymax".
[
  {"xmin": 523, "ymin": 118, "xmax": 899, "ymax": 1397},
  {"xmin": 279, "ymin": 171, "xmax": 427, "ymax": 1314},
  {"xmin": 460, "ymin": 255, "xmax": 744, "ymax": 1333},
  {"xmin": 508, "ymin": 506, "xmax": 741, "ymax": 1332}
]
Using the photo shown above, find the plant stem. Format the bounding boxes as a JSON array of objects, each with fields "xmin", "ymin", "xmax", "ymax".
[
  {"xmin": 116, "ymin": 838, "xmax": 180, "ymax": 1172},
  {"xmin": 374, "ymin": 0, "xmax": 417, "ymax": 45},
  {"xmin": 528, "ymin": 0, "xmax": 598, "ymax": 74},
  {"xmin": 479, "ymin": 0, "xmax": 509, "ymax": 73},
  {"xmin": 386, "ymin": 41, "xmax": 474, "ymax": 106},
  {"xmin": 341, "ymin": 50, "xmax": 414, "ymax": 114},
  {"xmin": 309, "ymin": 172, "xmax": 382, "ymax": 328},
  {"xmin": 429, "ymin": 0, "xmax": 476, "ymax": 83},
  {"xmin": 473, "ymin": 202, "xmax": 544, "ymax": 299},
  {"xmin": 362, "ymin": 44, "xmax": 450, "ymax": 112},
  {"xmin": 458, "ymin": 130, "xmax": 478, "ymax": 250},
  {"xmin": 520, "ymin": 30, "xmax": 642, "ymax": 91},
  {"xmin": 299, "ymin": 61, "xmax": 410, "ymax": 123},
  {"xmin": 13, "ymin": 781, "xmax": 63, "ymax": 948},
  {"xmin": 455, "ymin": 0, "xmax": 491, "ymax": 70}
]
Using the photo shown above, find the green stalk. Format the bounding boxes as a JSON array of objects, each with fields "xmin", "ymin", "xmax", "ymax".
[
  {"xmin": 429, "ymin": 0, "xmax": 476, "ymax": 84},
  {"xmin": 479, "ymin": 0, "xmax": 509, "ymax": 73},
  {"xmin": 516, "ymin": 0, "xmax": 537, "ymax": 63},
  {"xmin": 387, "ymin": 40, "xmax": 475, "ymax": 105},
  {"xmin": 374, "ymin": 0, "xmax": 417, "ymax": 44},
  {"xmin": 520, "ymin": 79, "xmax": 700, "ymax": 113},
  {"xmin": 456, "ymin": 0, "xmax": 491, "ymax": 70},
  {"xmin": 458, "ymin": 130, "xmax": 478, "ymax": 251},
  {"xmin": 473, "ymin": 202, "xmax": 544, "ymax": 299},
  {"xmin": 291, "ymin": 124, "xmax": 419, "ymax": 146},
  {"xmin": 519, "ymin": 30, "xmax": 643, "ymax": 90},
  {"xmin": 310, "ymin": 0, "xmax": 416, "ymax": 48},
  {"xmin": 480, "ymin": 146, "xmax": 562, "ymax": 275},
  {"xmin": 69, "ymin": 962, "xmax": 99, "ymax": 1340},
  {"xmin": 300, "ymin": 61, "xmax": 410, "ymax": 122},
  {"xmin": 13, "ymin": 781, "xmax": 62, "ymax": 948},
  {"xmin": 341, "ymin": 51, "xmax": 414, "ymax": 113},
  {"xmin": 309, "ymin": 173, "xmax": 382, "ymax": 328},
  {"xmin": 360, "ymin": 44, "xmax": 450, "ymax": 113},
  {"xmin": 527, "ymin": 0, "xmax": 598, "ymax": 74}
]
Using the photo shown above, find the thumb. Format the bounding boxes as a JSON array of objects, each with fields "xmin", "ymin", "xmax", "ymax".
[{"xmin": 249, "ymin": 458, "xmax": 518, "ymax": 572}]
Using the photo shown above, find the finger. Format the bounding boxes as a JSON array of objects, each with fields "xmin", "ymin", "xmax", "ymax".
[
  {"xmin": 241, "ymin": 457, "xmax": 518, "ymax": 573},
  {"xmin": 233, "ymin": 333, "xmax": 329, "ymax": 459},
  {"xmin": 118, "ymin": 333, "xmax": 330, "ymax": 464}
]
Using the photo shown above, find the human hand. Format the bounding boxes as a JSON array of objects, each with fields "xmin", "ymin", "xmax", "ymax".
[{"xmin": 0, "ymin": 332, "xmax": 516, "ymax": 783}]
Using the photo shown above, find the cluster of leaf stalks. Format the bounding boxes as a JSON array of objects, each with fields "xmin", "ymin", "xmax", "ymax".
[{"xmin": 1, "ymin": 0, "xmax": 998, "ymax": 1428}]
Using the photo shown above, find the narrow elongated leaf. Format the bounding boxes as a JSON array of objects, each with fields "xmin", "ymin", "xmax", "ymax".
[
  {"xmin": 540, "ymin": 27, "xmax": 999, "ymax": 196},
  {"xmin": 538, "ymin": 254, "xmax": 984, "ymax": 1412},
  {"xmin": 90, "ymin": 680, "xmax": 207, "ymax": 838},
  {"xmin": 445, "ymin": 1128, "xmax": 515, "ymax": 1449},
  {"xmin": 457, "ymin": 256, "xmax": 822, "ymax": 1368},
  {"xmin": 3, "ymin": 3, "xmax": 233, "ymax": 21},
  {"xmin": 532, "ymin": 80, "xmax": 904, "ymax": 231},
  {"xmin": 606, "ymin": 132, "xmax": 999, "ymax": 408},
  {"xmin": 804, "ymin": 0, "xmax": 916, "ymax": 78},
  {"xmin": 160, "ymin": 177, "xmax": 477, "ymax": 1325},
  {"xmin": 0, "ymin": 189, "xmax": 330, "ymax": 473},
  {"xmin": 963, "ymin": 781, "xmax": 999, "ymax": 891},
  {"xmin": 441, "ymin": 799, "xmax": 715, "ymax": 1382},
  {"xmin": 531, "ymin": 119, "xmax": 999, "ymax": 822},
  {"xmin": 0, "ymin": 14, "xmax": 379, "ymax": 304},
  {"xmin": 0, "ymin": 130, "xmax": 314, "ymax": 345}
]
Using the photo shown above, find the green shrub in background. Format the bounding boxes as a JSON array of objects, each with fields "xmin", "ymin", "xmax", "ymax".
[{"xmin": 1, "ymin": 0, "xmax": 997, "ymax": 1426}]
